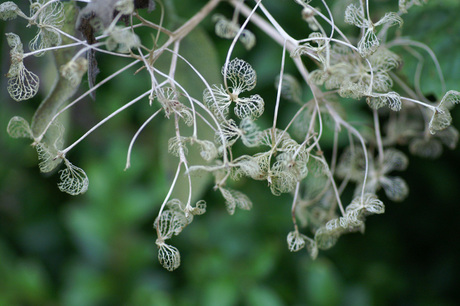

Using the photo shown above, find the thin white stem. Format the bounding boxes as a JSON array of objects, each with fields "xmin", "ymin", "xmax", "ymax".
[
  {"xmin": 330, "ymin": 123, "xmax": 340, "ymax": 175},
  {"xmin": 125, "ymin": 108, "xmax": 162, "ymax": 170},
  {"xmin": 48, "ymin": 25, "xmax": 134, "ymax": 58},
  {"xmin": 291, "ymin": 182, "xmax": 301, "ymax": 232},
  {"xmin": 373, "ymin": 109, "xmax": 384, "ymax": 165},
  {"xmin": 157, "ymin": 162, "xmax": 183, "ymax": 219},
  {"xmin": 326, "ymin": 103, "xmax": 369, "ymax": 205},
  {"xmin": 401, "ymin": 97, "xmax": 436, "ymax": 111},
  {"xmin": 272, "ymin": 39, "xmax": 287, "ymax": 131},
  {"xmin": 386, "ymin": 39, "xmax": 446, "ymax": 93},
  {"xmin": 36, "ymin": 59, "xmax": 142, "ymax": 142},
  {"xmin": 229, "ymin": 0, "xmax": 300, "ymax": 54},
  {"xmin": 23, "ymin": 42, "xmax": 83, "ymax": 58},
  {"xmin": 60, "ymin": 90, "xmax": 150, "ymax": 155}
]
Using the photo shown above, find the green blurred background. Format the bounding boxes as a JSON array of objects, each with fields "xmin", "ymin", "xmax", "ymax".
[{"xmin": 1, "ymin": 1, "xmax": 460, "ymax": 305}]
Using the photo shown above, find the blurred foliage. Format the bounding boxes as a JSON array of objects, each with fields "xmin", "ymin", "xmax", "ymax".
[{"xmin": 1, "ymin": 0, "xmax": 460, "ymax": 305}]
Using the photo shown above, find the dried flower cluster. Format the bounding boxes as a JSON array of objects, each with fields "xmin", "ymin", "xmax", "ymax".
[{"xmin": 3, "ymin": 0, "xmax": 459, "ymax": 271}]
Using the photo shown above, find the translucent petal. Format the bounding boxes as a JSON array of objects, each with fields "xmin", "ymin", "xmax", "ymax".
[
  {"xmin": 234, "ymin": 95, "xmax": 265, "ymax": 119},
  {"xmin": 372, "ymin": 72, "xmax": 393, "ymax": 93},
  {"xmin": 0, "ymin": 1, "xmax": 25, "ymax": 20},
  {"xmin": 338, "ymin": 80, "xmax": 368, "ymax": 99},
  {"xmin": 309, "ymin": 69, "xmax": 327, "ymax": 86},
  {"xmin": 57, "ymin": 159, "xmax": 89, "ymax": 195},
  {"xmin": 29, "ymin": 0, "xmax": 64, "ymax": 56},
  {"xmin": 269, "ymin": 170, "xmax": 298, "ymax": 195},
  {"xmin": 336, "ymin": 146, "xmax": 366, "ymax": 182},
  {"xmin": 276, "ymin": 74, "xmax": 302, "ymax": 103},
  {"xmin": 358, "ymin": 29, "xmax": 380, "ymax": 58},
  {"xmin": 168, "ymin": 136, "xmax": 188, "ymax": 157},
  {"xmin": 326, "ymin": 218, "xmax": 341, "ymax": 231},
  {"xmin": 239, "ymin": 29, "xmax": 256, "ymax": 50},
  {"xmin": 381, "ymin": 91, "xmax": 401, "ymax": 111},
  {"xmin": 345, "ymin": 210, "xmax": 363, "ymax": 227},
  {"xmin": 231, "ymin": 155, "xmax": 262, "ymax": 180},
  {"xmin": 213, "ymin": 13, "xmax": 257, "ymax": 50},
  {"xmin": 203, "ymin": 84, "xmax": 232, "ymax": 118},
  {"xmin": 166, "ymin": 198, "xmax": 186, "ymax": 211},
  {"xmin": 223, "ymin": 58, "xmax": 257, "ymax": 93},
  {"xmin": 409, "ymin": 138, "xmax": 443, "ymax": 159},
  {"xmin": 439, "ymin": 90, "xmax": 460, "ymax": 110},
  {"xmin": 36, "ymin": 143, "xmax": 61, "ymax": 173},
  {"xmin": 370, "ymin": 47, "xmax": 400, "ymax": 71},
  {"xmin": 308, "ymin": 32, "xmax": 326, "ymax": 47},
  {"xmin": 306, "ymin": 237, "xmax": 318, "ymax": 260},
  {"xmin": 314, "ymin": 227, "xmax": 341, "ymax": 250},
  {"xmin": 252, "ymin": 152, "xmax": 270, "ymax": 179},
  {"xmin": 273, "ymin": 150, "xmax": 309, "ymax": 181},
  {"xmin": 156, "ymin": 87, "xmax": 193, "ymax": 125},
  {"xmin": 430, "ymin": 91, "xmax": 460, "ymax": 134},
  {"xmin": 367, "ymin": 96, "xmax": 387, "ymax": 110},
  {"xmin": 344, "ymin": 4, "xmax": 369, "ymax": 28},
  {"xmin": 240, "ymin": 118, "xmax": 262, "ymax": 147},
  {"xmin": 35, "ymin": 121, "xmax": 65, "ymax": 173},
  {"xmin": 382, "ymin": 148, "xmax": 408, "ymax": 173},
  {"xmin": 29, "ymin": 28, "xmax": 62, "ymax": 57},
  {"xmin": 287, "ymin": 231, "xmax": 306, "ymax": 252},
  {"xmin": 260, "ymin": 128, "xmax": 291, "ymax": 148},
  {"xmin": 380, "ymin": 176, "xmax": 408, "ymax": 202},
  {"xmin": 194, "ymin": 139, "xmax": 217, "ymax": 161},
  {"xmin": 219, "ymin": 187, "xmax": 253, "ymax": 215},
  {"xmin": 437, "ymin": 127, "xmax": 459, "ymax": 150},
  {"xmin": 157, "ymin": 243, "xmax": 180, "ymax": 271},
  {"xmin": 7, "ymin": 116, "xmax": 33, "ymax": 139},
  {"xmin": 154, "ymin": 208, "xmax": 189, "ymax": 240},
  {"xmin": 213, "ymin": 14, "xmax": 239, "ymax": 39},
  {"xmin": 6, "ymin": 32, "xmax": 23, "ymax": 54},
  {"xmin": 350, "ymin": 193, "xmax": 385, "ymax": 215},
  {"xmin": 399, "ymin": 0, "xmax": 427, "ymax": 13},
  {"xmin": 429, "ymin": 106, "xmax": 452, "ymax": 135},
  {"xmin": 30, "ymin": 0, "xmax": 64, "ymax": 28},
  {"xmin": 307, "ymin": 154, "xmax": 330, "ymax": 177},
  {"xmin": 191, "ymin": 200, "xmax": 206, "ymax": 216},
  {"xmin": 215, "ymin": 119, "xmax": 239, "ymax": 147},
  {"xmin": 291, "ymin": 44, "xmax": 315, "ymax": 58},
  {"xmin": 7, "ymin": 63, "xmax": 40, "ymax": 102},
  {"xmin": 374, "ymin": 12, "xmax": 403, "ymax": 27}
]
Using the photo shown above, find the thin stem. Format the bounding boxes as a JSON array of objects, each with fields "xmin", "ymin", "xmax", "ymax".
[
  {"xmin": 36, "ymin": 59, "xmax": 142, "ymax": 142},
  {"xmin": 229, "ymin": 0, "xmax": 299, "ymax": 54},
  {"xmin": 60, "ymin": 90, "xmax": 150, "ymax": 155},
  {"xmin": 125, "ymin": 108, "xmax": 162, "ymax": 170},
  {"xmin": 373, "ymin": 109, "xmax": 384, "ymax": 165},
  {"xmin": 23, "ymin": 42, "xmax": 83, "ymax": 58},
  {"xmin": 326, "ymin": 103, "xmax": 369, "ymax": 205},
  {"xmin": 291, "ymin": 182, "xmax": 301, "ymax": 232},
  {"xmin": 401, "ymin": 96, "xmax": 436, "ymax": 111},
  {"xmin": 157, "ymin": 162, "xmax": 182, "ymax": 220},
  {"xmin": 386, "ymin": 39, "xmax": 446, "ymax": 94},
  {"xmin": 330, "ymin": 123, "xmax": 340, "ymax": 175},
  {"xmin": 272, "ymin": 39, "xmax": 287, "ymax": 132}
]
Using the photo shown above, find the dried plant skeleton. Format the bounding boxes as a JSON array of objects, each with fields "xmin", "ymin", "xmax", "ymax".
[{"xmin": 3, "ymin": 0, "xmax": 458, "ymax": 271}]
